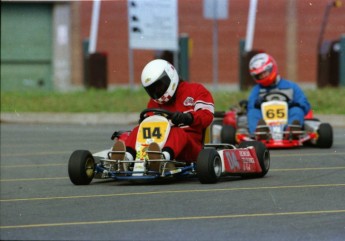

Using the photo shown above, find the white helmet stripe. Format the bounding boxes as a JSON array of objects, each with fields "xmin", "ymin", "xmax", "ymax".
[{"xmin": 194, "ymin": 101, "xmax": 215, "ymax": 113}]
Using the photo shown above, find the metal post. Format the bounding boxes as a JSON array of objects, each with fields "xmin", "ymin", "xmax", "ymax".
[
  {"xmin": 212, "ymin": 0, "xmax": 219, "ymax": 89},
  {"xmin": 179, "ymin": 34, "xmax": 189, "ymax": 80},
  {"xmin": 213, "ymin": 17, "xmax": 219, "ymax": 89},
  {"xmin": 340, "ymin": 34, "xmax": 345, "ymax": 86},
  {"xmin": 88, "ymin": 0, "xmax": 101, "ymax": 54},
  {"xmin": 245, "ymin": 0, "xmax": 258, "ymax": 52},
  {"xmin": 173, "ymin": 51, "xmax": 179, "ymax": 74},
  {"xmin": 317, "ymin": 0, "xmax": 342, "ymax": 49},
  {"xmin": 128, "ymin": 48, "xmax": 134, "ymax": 90},
  {"xmin": 239, "ymin": 39, "xmax": 245, "ymax": 90},
  {"xmin": 286, "ymin": 0, "xmax": 297, "ymax": 82}
]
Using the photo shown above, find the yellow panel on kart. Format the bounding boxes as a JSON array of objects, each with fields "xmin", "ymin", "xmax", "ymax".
[
  {"xmin": 261, "ymin": 101, "xmax": 288, "ymax": 124},
  {"xmin": 203, "ymin": 126, "xmax": 211, "ymax": 144},
  {"xmin": 136, "ymin": 116, "xmax": 171, "ymax": 147}
]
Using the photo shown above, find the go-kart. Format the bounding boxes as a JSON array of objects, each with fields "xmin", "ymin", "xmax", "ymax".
[
  {"xmin": 68, "ymin": 108, "xmax": 270, "ymax": 185},
  {"xmin": 216, "ymin": 92, "xmax": 333, "ymax": 149}
]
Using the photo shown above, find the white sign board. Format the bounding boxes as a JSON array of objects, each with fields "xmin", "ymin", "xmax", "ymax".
[
  {"xmin": 203, "ymin": 0, "xmax": 229, "ymax": 20},
  {"xmin": 128, "ymin": 0, "xmax": 178, "ymax": 51}
]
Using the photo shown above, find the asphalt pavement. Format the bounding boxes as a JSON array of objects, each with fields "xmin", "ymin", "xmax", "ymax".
[
  {"xmin": 1, "ymin": 123, "xmax": 345, "ymax": 240},
  {"xmin": 1, "ymin": 112, "xmax": 345, "ymax": 126}
]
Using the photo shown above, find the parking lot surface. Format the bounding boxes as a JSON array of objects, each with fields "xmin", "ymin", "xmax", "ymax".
[{"xmin": 1, "ymin": 123, "xmax": 344, "ymax": 241}]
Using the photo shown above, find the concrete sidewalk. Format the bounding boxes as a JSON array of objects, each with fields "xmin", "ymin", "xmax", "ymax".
[
  {"xmin": 1, "ymin": 112, "xmax": 139, "ymax": 125},
  {"xmin": 1, "ymin": 112, "xmax": 344, "ymax": 127}
]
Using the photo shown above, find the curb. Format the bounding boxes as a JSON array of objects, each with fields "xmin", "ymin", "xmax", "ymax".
[
  {"xmin": 1, "ymin": 112, "xmax": 344, "ymax": 127},
  {"xmin": 0, "ymin": 112, "xmax": 139, "ymax": 125}
]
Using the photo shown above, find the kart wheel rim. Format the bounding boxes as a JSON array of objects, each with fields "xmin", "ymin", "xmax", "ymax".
[
  {"xmin": 85, "ymin": 158, "xmax": 94, "ymax": 178},
  {"xmin": 213, "ymin": 156, "xmax": 222, "ymax": 177}
]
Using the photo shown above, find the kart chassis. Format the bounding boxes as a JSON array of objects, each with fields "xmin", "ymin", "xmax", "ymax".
[{"xmin": 68, "ymin": 109, "xmax": 270, "ymax": 185}]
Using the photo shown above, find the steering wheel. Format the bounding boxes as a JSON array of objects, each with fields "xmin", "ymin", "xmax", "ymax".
[
  {"xmin": 262, "ymin": 91, "xmax": 290, "ymax": 102},
  {"xmin": 139, "ymin": 108, "xmax": 174, "ymax": 121}
]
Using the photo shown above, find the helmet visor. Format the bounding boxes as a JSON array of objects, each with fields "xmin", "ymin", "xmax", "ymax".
[
  {"xmin": 251, "ymin": 65, "xmax": 273, "ymax": 81},
  {"xmin": 144, "ymin": 71, "xmax": 171, "ymax": 100}
]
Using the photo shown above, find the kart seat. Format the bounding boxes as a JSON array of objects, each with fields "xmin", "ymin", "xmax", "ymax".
[
  {"xmin": 202, "ymin": 126, "xmax": 211, "ymax": 145},
  {"xmin": 304, "ymin": 110, "xmax": 314, "ymax": 119}
]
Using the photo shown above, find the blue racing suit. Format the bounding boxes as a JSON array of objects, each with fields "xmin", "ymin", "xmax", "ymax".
[{"xmin": 247, "ymin": 77, "xmax": 311, "ymax": 134}]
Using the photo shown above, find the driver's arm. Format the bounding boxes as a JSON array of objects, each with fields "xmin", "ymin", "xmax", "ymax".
[
  {"xmin": 189, "ymin": 86, "xmax": 214, "ymax": 129},
  {"xmin": 247, "ymin": 86, "xmax": 261, "ymax": 110},
  {"xmin": 292, "ymin": 85, "xmax": 311, "ymax": 114},
  {"xmin": 190, "ymin": 107, "xmax": 214, "ymax": 129}
]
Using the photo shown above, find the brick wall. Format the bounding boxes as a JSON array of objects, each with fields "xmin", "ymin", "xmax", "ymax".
[{"xmin": 79, "ymin": 0, "xmax": 345, "ymax": 87}]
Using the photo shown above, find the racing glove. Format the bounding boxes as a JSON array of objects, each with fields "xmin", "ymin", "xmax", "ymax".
[
  {"xmin": 171, "ymin": 112, "xmax": 193, "ymax": 126},
  {"xmin": 254, "ymin": 97, "xmax": 264, "ymax": 109},
  {"xmin": 239, "ymin": 100, "xmax": 248, "ymax": 110}
]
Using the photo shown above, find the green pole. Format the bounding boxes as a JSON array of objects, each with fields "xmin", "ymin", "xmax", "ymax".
[
  {"xmin": 340, "ymin": 34, "xmax": 345, "ymax": 87},
  {"xmin": 83, "ymin": 39, "xmax": 90, "ymax": 87},
  {"xmin": 179, "ymin": 34, "xmax": 189, "ymax": 81}
]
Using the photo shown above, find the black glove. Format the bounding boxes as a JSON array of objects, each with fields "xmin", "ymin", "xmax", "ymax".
[
  {"xmin": 171, "ymin": 112, "xmax": 193, "ymax": 126},
  {"xmin": 239, "ymin": 100, "xmax": 248, "ymax": 110},
  {"xmin": 254, "ymin": 97, "xmax": 264, "ymax": 109}
]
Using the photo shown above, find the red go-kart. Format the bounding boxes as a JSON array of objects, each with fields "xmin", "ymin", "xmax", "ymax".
[{"xmin": 214, "ymin": 92, "xmax": 333, "ymax": 149}]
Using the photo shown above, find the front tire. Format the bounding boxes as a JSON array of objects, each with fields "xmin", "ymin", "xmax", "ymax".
[
  {"xmin": 68, "ymin": 150, "xmax": 95, "ymax": 185},
  {"xmin": 197, "ymin": 149, "xmax": 222, "ymax": 184},
  {"xmin": 316, "ymin": 123, "xmax": 333, "ymax": 148},
  {"xmin": 238, "ymin": 141, "xmax": 270, "ymax": 178}
]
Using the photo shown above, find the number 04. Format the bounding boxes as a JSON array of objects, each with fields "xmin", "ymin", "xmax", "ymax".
[{"xmin": 142, "ymin": 127, "xmax": 162, "ymax": 139}]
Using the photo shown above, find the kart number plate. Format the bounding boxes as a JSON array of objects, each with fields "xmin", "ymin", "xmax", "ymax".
[
  {"xmin": 137, "ymin": 121, "xmax": 169, "ymax": 144},
  {"xmin": 262, "ymin": 104, "xmax": 287, "ymax": 123}
]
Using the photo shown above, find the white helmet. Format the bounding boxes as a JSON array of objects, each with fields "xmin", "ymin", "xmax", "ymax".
[{"xmin": 141, "ymin": 59, "xmax": 179, "ymax": 104}]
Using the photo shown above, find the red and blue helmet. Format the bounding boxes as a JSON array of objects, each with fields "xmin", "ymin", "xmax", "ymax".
[{"xmin": 249, "ymin": 53, "xmax": 278, "ymax": 87}]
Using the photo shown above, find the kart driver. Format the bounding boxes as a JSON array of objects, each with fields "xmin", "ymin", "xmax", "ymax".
[
  {"xmin": 113, "ymin": 59, "xmax": 215, "ymax": 164},
  {"xmin": 247, "ymin": 53, "xmax": 311, "ymax": 135}
]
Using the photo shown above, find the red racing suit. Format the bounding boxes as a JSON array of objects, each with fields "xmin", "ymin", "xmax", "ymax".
[{"xmin": 125, "ymin": 81, "xmax": 214, "ymax": 162}]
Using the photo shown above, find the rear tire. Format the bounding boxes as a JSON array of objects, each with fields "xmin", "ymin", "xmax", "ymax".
[
  {"xmin": 238, "ymin": 141, "xmax": 270, "ymax": 178},
  {"xmin": 316, "ymin": 123, "xmax": 333, "ymax": 148},
  {"xmin": 220, "ymin": 125, "xmax": 237, "ymax": 145},
  {"xmin": 68, "ymin": 150, "xmax": 95, "ymax": 185},
  {"xmin": 197, "ymin": 149, "xmax": 222, "ymax": 184}
]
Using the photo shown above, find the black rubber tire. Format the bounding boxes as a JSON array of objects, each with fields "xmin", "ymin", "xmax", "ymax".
[
  {"xmin": 220, "ymin": 125, "xmax": 237, "ymax": 145},
  {"xmin": 197, "ymin": 149, "xmax": 222, "ymax": 184},
  {"xmin": 316, "ymin": 123, "xmax": 333, "ymax": 148},
  {"xmin": 68, "ymin": 150, "xmax": 95, "ymax": 185},
  {"xmin": 238, "ymin": 141, "xmax": 270, "ymax": 178}
]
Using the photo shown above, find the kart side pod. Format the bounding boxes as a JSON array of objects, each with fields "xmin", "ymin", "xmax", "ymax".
[
  {"xmin": 220, "ymin": 141, "xmax": 270, "ymax": 178},
  {"xmin": 220, "ymin": 147, "xmax": 262, "ymax": 173},
  {"xmin": 197, "ymin": 141, "xmax": 270, "ymax": 184}
]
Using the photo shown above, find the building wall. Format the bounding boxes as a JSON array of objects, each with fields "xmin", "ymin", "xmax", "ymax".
[
  {"xmin": 1, "ymin": 1, "xmax": 79, "ymax": 92},
  {"xmin": 53, "ymin": 2, "xmax": 72, "ymax": 91},
  {"xmin": 1, "ymin": 0, "xmax": 344, "ymax": 91},
  {"xmin": 1, "ymin": 2, "xmax": 54, "ymax": 91},
  {"xmin": 78, "ymin": 0, "xmax": 345, "ymax": 88},
  {"xmin": 70, "ymin": 2, "xmax": 84, "ymax": 87}
]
